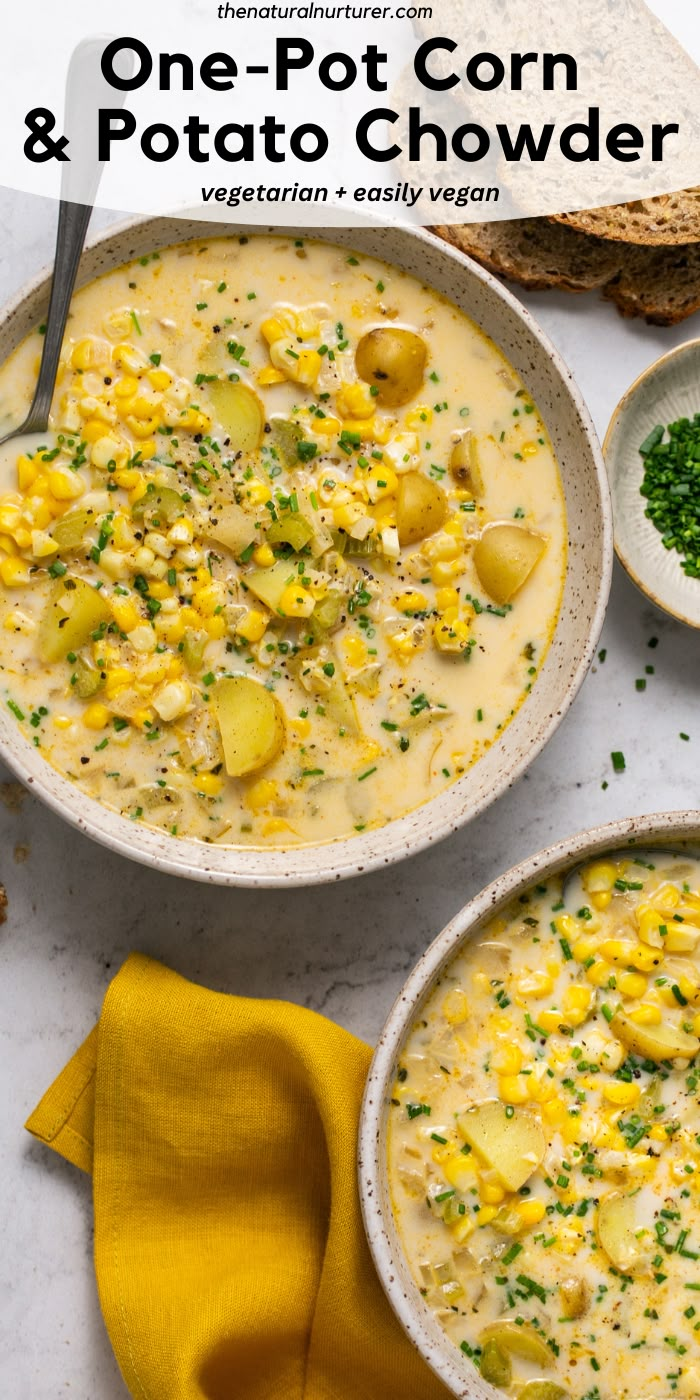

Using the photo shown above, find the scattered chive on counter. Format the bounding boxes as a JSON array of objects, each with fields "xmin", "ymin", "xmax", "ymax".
[{"xmin": 639, "ymin": 416, "xmax": 700, "ymax": 577}]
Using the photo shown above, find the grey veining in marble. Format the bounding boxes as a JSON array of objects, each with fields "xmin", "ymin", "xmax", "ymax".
[{"xmin": 0, "ymin": 186, "xmax": 699, "ymax": 1400}]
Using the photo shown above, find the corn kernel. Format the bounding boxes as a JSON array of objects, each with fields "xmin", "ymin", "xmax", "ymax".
[
  {"xmin": 476, "ymin": 1205, "xmax": 498, "ymax": 1227},
  {"xmin": 261, "ymin": 817, "xmax": 294, "ymax": 837},
  {"xmin": 246, "ymin": 778, "xmax": 278, "ymax": 812},
  {"xmin": 443, "ymin": 1154, "xmax": 475, "ymax": 1192},
  {"xmin": 582, "ymin": 861, "xmax": 618, "ymax": 893},
  {"xmin": 204, "ymin": 613, "xmax": 227, "ymax": 640},
  {"xmin": 52, "ymin": 714, "xmax": 74, "ymax": 730},
  {"xmin": 48, "ymin": 468, "xmax": 85, "ymax": 501},
  {"xmin": 395, "ymin": 590, "xmax": 428, "ymax": 614},
  {"xmin": 82, "ymin": 703, "xmax": 110, "ymax": 731},
  {"xmin": 542, "ymin": 1097, "xmax": 567, "ymax": 1127},
  {"xmin": 153, "ymin": 680, "xmax": 191, "ymax": 722},
  {"xmin": 589, "ymin": 891, "xmax": 612, "ymax": 911},
  {"xmin": 618, "ymin": 970, "xmax": 648, "ymax": 999},
  {"xmin": 602, "ymin": 1081, "xmax": 641, "ymax": 1107},
  {"xmin": 432, "ymin": 559, "xmax": 464, "ymax": 585},
  {"xmin": 517, "ymin": 970, "xmax": 553, "ymax": 998},
  {"xmin": 480, "ymin": 1179, "xmax": 505, "ymax": 1205},
  {"xmin": 236, "ymin": 609, "xmax": 268, "ymax": 643},
  {"xmin": 498, "ymin": 1074, "xmax": 529, "ymax": 1105},
  {"xmin": 147, "ymin": 368, "xmax": 172, "ymax": 392},
  {"xmin": 313, "ymin": 415, "xmax": 341, "ymax": 436},
  {"xmin": 366, "ymin": 463, "xmax": 399, "ymax": 503},
  {"xmin": 16, "ymin": 455, "xmax": 39, "ymax": 492},
  {"xmin": 572, "ymin": 934, "xmax": 600, "ymax": 963},
  {"xmin": 71, "ymin": 337, "xmax": 111, "ymax": 372},
  {"xmin": 289, "ymin": 715, "xmax": 311, "ymax": 740},
  {"xmin": 628, "ymin": 1004, "xmax": 662, "ymax": 1026},
  {"xmin": 435, "ymin": 586, "xmax": 459, "ymax": 611},
  {"xmin": 492, "ymin": 1044, "xmax": 522, "ymax": 1075},
  {"xmin": 257, "ymin": 365, "xmax": 287, "ymax": 386},
  {"xmin": 336, "ymin": 381, "xmax": 376, "ymax": 420},
  {"xmin": 516, "ymin": 1198, "xmax": 546, "ymax": 1228},
  {"xmin": 260, "ymin": 315, "xmax": 288, "ymax": 345},
  {"xmin": 279, "ymin": 582, "xmax": 315, "ymax": 618},
  {"xmin": 196, "ymin": 772, "xmax": 224, "ymax": 797},
  {"xmin": 252, "ymin": 543, "xmax": 275, "ymax": 568},
  {"xmin": 442, "ymin": 988, "xmax": 469, "ymax": 1026},
  {"xmin": 405, "ymin": 404, "xmax": 433, "ymax": 429},
  {"xmin": 0, "ymin": 556, "xmax": 32, "ymax": 587}
]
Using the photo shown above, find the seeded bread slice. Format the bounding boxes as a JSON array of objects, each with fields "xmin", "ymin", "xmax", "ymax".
[
  {"xmin": 602, "ymin": 243, "xmax": 700, "ymax": 325},
  {"xmin": 431, "ymin": 220, "xmax": 700, "ymax": 325},
  {"xmin": 432, "ymin": 220, "xmax": 623, "ymax": 292},
  {"xmin": 551, "ymin": 190, "xmax": 700, "ymax": 246}
]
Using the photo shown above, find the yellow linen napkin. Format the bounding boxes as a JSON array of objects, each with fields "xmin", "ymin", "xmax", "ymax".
[{"xmin": 26, "ymin": 953, "xmax": 450, "ymax": 1400}]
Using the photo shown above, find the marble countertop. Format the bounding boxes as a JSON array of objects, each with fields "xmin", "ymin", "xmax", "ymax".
[{"xmin": 1, "ymin": 190, "xmax": 699, "ymax": 1399}]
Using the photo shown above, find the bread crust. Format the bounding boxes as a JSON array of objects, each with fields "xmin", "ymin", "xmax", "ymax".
[{"xmin": 431, "ymin": 220, "xmax": 700, "ymax": 326}]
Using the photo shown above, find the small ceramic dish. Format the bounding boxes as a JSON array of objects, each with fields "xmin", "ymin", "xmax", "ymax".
[
  {"xmin": 358, "ymin": 810, "xmax": 700, "ymax": 1398},
  {"xmin": 605, "ymin": 338, "xmax": 700, "ymax": 628},
  {"xmin": 0, "ymin": 216, "xmax": 612, "ymax": 886}
]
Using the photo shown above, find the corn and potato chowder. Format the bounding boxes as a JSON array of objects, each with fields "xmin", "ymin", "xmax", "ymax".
[
  {"xmin": 389, "ymin": 853, "xmax": 700, "ymax": 1400},
  {"xmin": 0, "ymin": 236, "xmax": 565, "ymax": 847}
]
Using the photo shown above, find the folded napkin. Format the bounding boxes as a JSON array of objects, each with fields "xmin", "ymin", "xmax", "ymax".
[{"xmin": 26, "ymin": 953, "xmax": 449, "ymax": 1400}]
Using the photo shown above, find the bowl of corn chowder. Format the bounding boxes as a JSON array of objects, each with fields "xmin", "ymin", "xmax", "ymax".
[
  {"xmin": 0, "ymin": 217, "xmax": 610, "ymax": 885},
  {"xmin": 360, "ymin": 813, "xmax": 700, "ymax": 1399}
]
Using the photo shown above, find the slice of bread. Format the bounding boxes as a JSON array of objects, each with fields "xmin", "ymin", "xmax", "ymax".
[
  {"xmin": 551, "ymin": 190, "xmax": 700, "ymax": 245},
  {"xmin": 603, "ymin": 244, "xmax": 700, "ymax": 325},
  {"xmin": 432, "ymin": 220, "xmax": 623, "ymax": 292},
  {"xmin": 431, "ymin": 220, "xmax": 700, "ymax": 325}
]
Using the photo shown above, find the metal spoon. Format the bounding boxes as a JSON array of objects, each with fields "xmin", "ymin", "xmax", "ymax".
[{"xmin": 0, "ymin": 38, "xmax": 130, "ymax": 448}]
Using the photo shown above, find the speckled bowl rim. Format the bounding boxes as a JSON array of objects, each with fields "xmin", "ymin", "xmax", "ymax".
[
  {"xmin": 604, "ymin": 338, "xmax": 700, "ymax": 630},
  {"xmin": 359, "ymin": 810, "xmax": 700, "ymax": 1398},
  {"xmin": 0, "ymin": 215, "xmax": 612, "ymax": 887}
]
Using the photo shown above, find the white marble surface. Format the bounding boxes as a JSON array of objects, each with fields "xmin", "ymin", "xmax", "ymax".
[{"xmin": 0, "ymin": 190, "xmax": 699, "ymax": 1400}]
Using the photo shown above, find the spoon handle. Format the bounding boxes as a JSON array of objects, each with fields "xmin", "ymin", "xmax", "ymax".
[{"xmin": 21, "ymin": 199, "xmax": 93, "ymax": 435}]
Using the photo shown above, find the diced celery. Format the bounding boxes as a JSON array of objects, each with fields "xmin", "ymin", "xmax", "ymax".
[
  {"xmin": 267, "ymin": 515, "xmax": 314, "ymax": 551},
  {"xmin": 51, "ymin": 509, "xmax": 94, "ymax": 551},
  {"xmin": 182, "ymin": 628, "xmax": 208, "ymax": 673},
  {"xmin": 73, "ymin": 654, "xmax": 103, "ymax": 699},
  {"xmin": 131, "ymin": 485, "xmax": 187, "ymax": 525}
]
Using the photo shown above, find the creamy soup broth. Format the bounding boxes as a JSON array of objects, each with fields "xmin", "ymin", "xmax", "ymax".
[
  {"xmin": 389, "ymin": 852, "xmax": 700, "ymax": 1399},
  {"xmin": 0, "ymin": 235, "xmax": 566, "ymax": 847}
]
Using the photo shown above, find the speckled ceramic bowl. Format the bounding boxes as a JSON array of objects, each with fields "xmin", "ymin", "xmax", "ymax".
[
  {"xmin": 605, "ymin": 339, "xmax": 700, "ymax": 629},
  {"xmin": 359, "ymin": 810, "xmax": 700, "ymax": 1397},
  {"xmin": 0, "ymin": 217, "xmax": 612, "ymax": 885}
]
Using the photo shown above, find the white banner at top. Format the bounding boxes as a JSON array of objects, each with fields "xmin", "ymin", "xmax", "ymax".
[{"xmin": 2, "ymin": 0, "xmax": 699, "ymax": 226}]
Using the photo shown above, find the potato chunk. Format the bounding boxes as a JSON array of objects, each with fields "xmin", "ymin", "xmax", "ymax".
[
  {"xmin": 37, "ymin": 577, "xmax": 111, "ymax": 663},
  {"xmin": 479, "ymin": 1320, "xmax": 553, "ymax": 1368},
  {"xmin": 205, "ymin": 503, "xmax": 258, "ymax": 556},
  {"xmin": 212, "ymin": 676, "xmax": 284, "ymax": 778},
  {"xmin": 457, "ymin": 1100, "xmax": 545, "ymax": 1191},
  {"xmin": 596, "ymin": 1192, "xmax": 650, "ymax": 1273},
  {"xmin": 610, "ymin": 1007, "xmax": 699, "ymax": 1063},
  {"xmin": 449, "ymin": 432, "xmax": 483, "ymax": 496},
  {"xmin": 207, "ymin": 381, "xmax": 265, "ymax": 453},
  {"xmin": 245, "ymin": 559, "xmax": 298, "ymax": 613},
  {"xmin": 355, "ymin": 328, "xmax": 427, "ymax": 407},
  {"xmin": 473, "ymin": 523, "xmax": 546, "ymax": 605},
  {"xmin": 396, "ymin": 472, "xmax": 448, "ymax": 547}
]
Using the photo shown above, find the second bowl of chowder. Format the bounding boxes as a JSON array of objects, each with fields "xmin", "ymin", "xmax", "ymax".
[
  {"xmin": 360, "ymin": 813, "xmax": 700, "ymax": 1399},
  {"xmin": 0, "ymin": 218, "xmax": 610, "ymax": 884}
]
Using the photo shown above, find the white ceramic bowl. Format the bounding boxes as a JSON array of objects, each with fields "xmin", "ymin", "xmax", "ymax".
[
  {"xmin": 359, "ymin": 810, "xmax": 700, "ymax": 1397},
  {"xmin": 0, "ymin": 217, "xmax": 612, "ymax": 886},
  {"xmin": 605, "ymin": 338, "xmax": 700, "ymax": 629}
]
